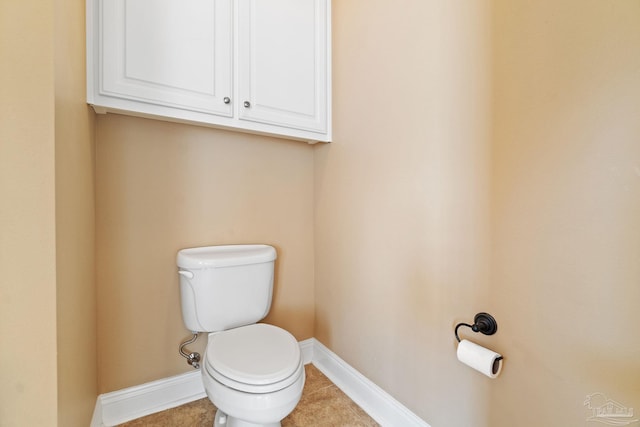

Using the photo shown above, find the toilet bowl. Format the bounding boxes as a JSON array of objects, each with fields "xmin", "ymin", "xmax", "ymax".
[
  {"xmin": 177, "ymin": 245, "xmax": 305, "ymax": 426},
  {"xmin": 203, "ymin": 324, "xmax": 305, "ymax": 427}
]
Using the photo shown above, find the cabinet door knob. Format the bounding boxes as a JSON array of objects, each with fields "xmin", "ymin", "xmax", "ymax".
[
  {"xmin": 243, "ymin": 101, "xmax": 251, "ymax": 108},
  {"xmin": 223, "ymin": 97, "xmax": 231, "ymax": 104}
]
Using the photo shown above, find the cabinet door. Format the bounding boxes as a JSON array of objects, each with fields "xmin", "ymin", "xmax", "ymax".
[
  {"xmin": 100, "ymin": 0, "xmax": 233, "ymax": 116},
  {"xmin": 237, "ymin": 0, "xmax": 328, "ymax": 133}
]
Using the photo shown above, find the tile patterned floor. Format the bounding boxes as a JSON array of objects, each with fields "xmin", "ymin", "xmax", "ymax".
[{"xmin": 117, "ymin": 364, "xmax": 379, "ymax": 426}]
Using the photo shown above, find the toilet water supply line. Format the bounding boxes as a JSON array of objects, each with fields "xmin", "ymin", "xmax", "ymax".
[{"xmin": 179, "ymin": 333, "xmax": 201, "ymax": 369}]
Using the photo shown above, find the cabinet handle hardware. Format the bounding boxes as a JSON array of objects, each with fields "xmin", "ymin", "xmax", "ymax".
[
  {"xmin": 223, "ymin": 97, "xmax": 231, "ymax": 104},
  {"xmin": 243, "ymin": 101, "xmax": 251, "ymax": 108}
]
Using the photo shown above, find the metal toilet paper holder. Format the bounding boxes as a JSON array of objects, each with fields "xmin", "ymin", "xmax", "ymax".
[{"xmin": 454, "ymin": 312, "xmax": 499, "ymax": 343}]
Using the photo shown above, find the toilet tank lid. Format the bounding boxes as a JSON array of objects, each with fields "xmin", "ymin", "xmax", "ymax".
[{"xmin": 177, "ymin": 245, "xmax": 276, "ymax": 269}]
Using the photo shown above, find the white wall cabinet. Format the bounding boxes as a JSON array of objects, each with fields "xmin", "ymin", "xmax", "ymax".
[{"xmin": 87, "ymin": 0, "xmax": 331, "ymax": 143}]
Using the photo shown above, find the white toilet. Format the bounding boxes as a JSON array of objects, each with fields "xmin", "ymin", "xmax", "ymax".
[{"xmin": 177, "ymin": 245, "xmax": 305, "ymax": 427}]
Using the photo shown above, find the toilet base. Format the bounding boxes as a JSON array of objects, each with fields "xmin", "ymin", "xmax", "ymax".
[{"xmin": 214, "ymin": 410, "xmax": 280, "ymax": 427}]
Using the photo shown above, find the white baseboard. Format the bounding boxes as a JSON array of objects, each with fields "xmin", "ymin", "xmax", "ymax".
[
  {"xmin": 299, "ymin": 337, "xmax": 315, "ymax": 365},
  {"xmin": 91, "ymin": 370, "xmax": 206, "ymax": 427},
  {"xmin": 92, "ymin": 338, "xmax": 429, "ymax": 427},
  {"xmin": 310, "ymin": 339, "xmax": 431, "ymax": 427}
]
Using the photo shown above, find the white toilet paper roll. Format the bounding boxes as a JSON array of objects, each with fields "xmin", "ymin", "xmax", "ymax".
[{"xmin": 456, "ymin": 339, "xmax": 503, "ymax": 378}]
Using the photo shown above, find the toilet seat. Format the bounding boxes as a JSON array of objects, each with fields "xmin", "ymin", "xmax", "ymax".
[{"xmin": 205, "ymin": 323, "xmax": 302, "ymax": 394}]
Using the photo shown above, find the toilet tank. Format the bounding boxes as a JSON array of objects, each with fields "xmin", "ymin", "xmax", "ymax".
[{"xmin": 177, "ymin": 245, "xmax": 277, "ymax": 332}]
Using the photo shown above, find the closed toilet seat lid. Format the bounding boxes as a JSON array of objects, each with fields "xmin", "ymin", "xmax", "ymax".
[{"xmin": 205, "ymin": 323, "xmax": 302, "ymax": 393}]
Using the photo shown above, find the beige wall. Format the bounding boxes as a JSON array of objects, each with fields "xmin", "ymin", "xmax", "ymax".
[
  {"xmin": 55, "ymin": 0, "xmax": 97, "ymax": 424},
  {"xmin": 0, "ymin": 0, "xmax": 59, "ymax": 425},
  {"xmin": 95, "ymin": 115, "xmax": 315, "ymax": 392},
  {"xmin": 3, "ymin": 0, "xmax": 636, "ymax": 425},
  {"xmin": 316, "ymin": 1, "xmax": 640, "ymax": 427},
  {"xmin": 489, "ymin": 0, "xmax": 640, "ymax": 425},
  {"xmin": 1, "ymin": 0, "xmax": 96, "ymax": 425},
  {"xmin": 315, "ymin": 1, "xmax": 493, "ymax": 426}
]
